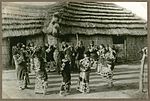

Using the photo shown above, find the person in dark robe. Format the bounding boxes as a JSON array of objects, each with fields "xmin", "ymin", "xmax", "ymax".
[
  {"xmin": 69, "ymin": 44, "xmax": 76, "ymax": 72},
  {"xmin": 28, "ymin": 42, "xmax": 36, "ymax": 74},
  {"xmin": 75, "ymin": 41, "xmax": 85, "ymax": 72},
  {"xmin": 46, "ymin": 45, "xmax": 56, "ymax": 72},
  {"xmin": 59, "ymin": 54, "xmax": 71, "ymax": 96},
  {"xmin": 57, "ymin": 51, "xmax": 65, "ymax": 74},
  {"xmin": 64, "ymin": 44, "xmax": 76, "ymax": 72},
  {"xmin": 88, "ymin": 41, "xmax": 98, "ymax": 69}
]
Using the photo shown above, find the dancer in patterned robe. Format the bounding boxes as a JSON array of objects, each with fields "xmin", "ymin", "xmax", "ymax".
[
  {"xmin": 97, "ymin": 44, "xmax": 106, "ymax": 74},
  {"xmin": 77, "ymin": 52, "xmax": 91, "ymax": 93},
  {"xmin": 33, "ymin": 47, "xmax": 48, "ymax": 95},
  {"xmin": 100, "ymin": 46, "xmax": 116, "ymax": 87},
  {"xmin": 13, "ymin": 43, "xmax": 29, "ymax": 90}
]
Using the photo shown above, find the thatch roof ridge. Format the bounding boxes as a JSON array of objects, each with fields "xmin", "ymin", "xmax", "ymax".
[
  {"xmin": 63, "ymin": 9, "xmax": 134, "ymax": 17},
  {"xmin": 2, "ymin": 24, "xmax": 42, "ymax": 30},
  {"xmin": 60, "ymin": 17, "xmax": 145, "ymax": 24},
  {"xmin": 69, "ymin": 2, "xmax": 118, "ymax": 7},
  {"xmin": 60, "ymin": 21, "xmax": 146, "ymax": 28},
  {"xmin": 2, "ymin": 19, "xmax": 44, "ymax": 25},
  {"xmin": 2, "ymin": 6, "xmax": 47, "ymax": 13},
  {"xmin": 2, "ymin": 9, "xmax": 46, "ymax": 17},
  {"xmin": 3, "ymin": 29, "xmax": 42, "ymax": 38},
  {"xmin": 67, "ymin": 3, "xmax": 123, "ymax": 10},
  {"xmin": 2, "ymin": 2, "xmax": 48, "ymax": 10},
  {"xmin": 64, "ymin": 6, "xmax": 131, "ymax": 14},
  {"xmin": 2, "ymin": 15, "xmax": 45, "ymax": 20},
  {"xmin": 62, "ymin": 14, "xmax": 141, "ymax": 20},
  {"xmin": 2, "ymin": 13, "xmax": 46, "ymax": 18},
  {"xmin": 59, "ymin": 27, "xmax": 147, "ymax": 36}
]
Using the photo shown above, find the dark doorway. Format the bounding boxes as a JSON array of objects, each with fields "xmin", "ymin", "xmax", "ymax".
[
  {"xmin": 112, "ymin": 36, "xmax": 126, "ymax": 63},
  {"xmin": 9, "ymin": 36, "xmax": 26, "ymax": 67},
  {"xmin": 113, "ymin": 36, "xmax": 125, "ymax": 44}
]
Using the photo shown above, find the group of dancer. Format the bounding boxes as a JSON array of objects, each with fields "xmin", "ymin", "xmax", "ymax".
[{"xmin": 12, "ymin": 40, "xmax": 117, "ymax": 96}]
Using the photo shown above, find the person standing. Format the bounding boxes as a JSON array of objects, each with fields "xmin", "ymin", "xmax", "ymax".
[
  {"xmin": 53, "ymin": 45, "xmax": 59, "ymax": 73},
  {"xmin": 97, "ymin": 44, "xmax": 106, "ymax": 74},
  {"xmin": 49, "ymin": 45, "xmax": 56, "ymax": 71},
  {"xmin": 29, "ymin": 42, "xmax": 36, "ymax": 74},
  {"xmin": 69, "ymin": 44, "xmax": 76, "ymax": 72},
  {"xmin": 77, "ymin": 52, "xmax": 91, "ymax": 93},
  {"xmin": 101, "ymin": 46, "xmax": 116, "ymax": 87},
  {"xmin": 64, "ymin": 43, "xmax": 76, "ymax": 72},
  {"xmin": 33, "ymin": 46, "xmax": 48, "ymax": 95},
  {"xmin": 88, "ymin": 41, "xmax": 98, "ymax": 69},
  {"xmin": 75, "ymin": 41, "xmax": 85, "ymax": 72},
  {"xmin": 13, "ymin": 43, "xmax": 29, "ymax": 90},
  {"xmin": 59, "ymin": 54, "xmax": 71, "ymax": 96},
  {"xmin": 45, "ymin": 45, "xmax": 56, "ymax": 72}
]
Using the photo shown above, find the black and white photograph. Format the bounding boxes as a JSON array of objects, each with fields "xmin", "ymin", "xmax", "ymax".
[{"xmin": 1, "ymin": 1, "xmax": 148, "ymax": 99}]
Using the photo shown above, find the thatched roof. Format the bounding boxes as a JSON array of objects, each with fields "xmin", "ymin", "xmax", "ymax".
[
  {"xmin": 44, "ymin": 1, "xmax": 147, "ymax": 36},
  {"xmin": 2, "ymin": 2, "xmax": 147, "ymax": 38},
  {"xmin": 2, "ymin": 3, "xmax": 47, "ymax": 38}
]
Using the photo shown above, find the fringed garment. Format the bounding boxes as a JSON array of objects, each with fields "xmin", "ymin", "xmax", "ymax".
[{"xmin": 77, "ymin": 57, "xmax": 90, "ymax": 93}]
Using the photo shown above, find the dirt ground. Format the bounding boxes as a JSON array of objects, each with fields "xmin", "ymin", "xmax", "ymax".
[{"xmin": 2, "ymin": 64, "xmax": 148, "ymax": 99}]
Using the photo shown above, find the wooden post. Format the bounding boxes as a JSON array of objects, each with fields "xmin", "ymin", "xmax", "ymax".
[
  {"xmin": 139, "ymin": 47, "xmax": 147, "ymax": 92},
  {"xmin": 139, "ymin": 55, "xmax": 145, "ymax": 92},
  {"xmin": 76, "ymin": 33, "xmax": 79, "ymax": 45},
  {"xmin": 124, "ymin": 36, "xmax": 127, "ymax": 62}
]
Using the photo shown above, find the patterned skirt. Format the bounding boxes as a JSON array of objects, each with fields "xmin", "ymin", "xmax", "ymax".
[
  {"xmin": 16, "ymin": 66, "xmax": 30, "ymax": 89},
  {"xmin": 35, "ymin": 73, "xmax": 48, "ymax": 94},
  {"xmin": 98, "ymin": 63, "xmax": 114, "ymax": 87},
  {"xmin": 17, "ymin": 72, "xmax": 30, "ymax": 89},
  {"xmin": 46, "ymin": 61, "xmax": 56, "ymax": 72},
  {"xmin": 60, "ymin": 71, "xmax": 71, "ymax": 95},
  {"xmin": 29, "ymin": 58, "xmax": 35, "ymax": 74},
  {"xmin": 60, "ymin": 81, "xmax": 71, "ymax": 95},
  {"xmin": 77, "ymin": 71, "xmax": 90, "ymax": 93}
]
